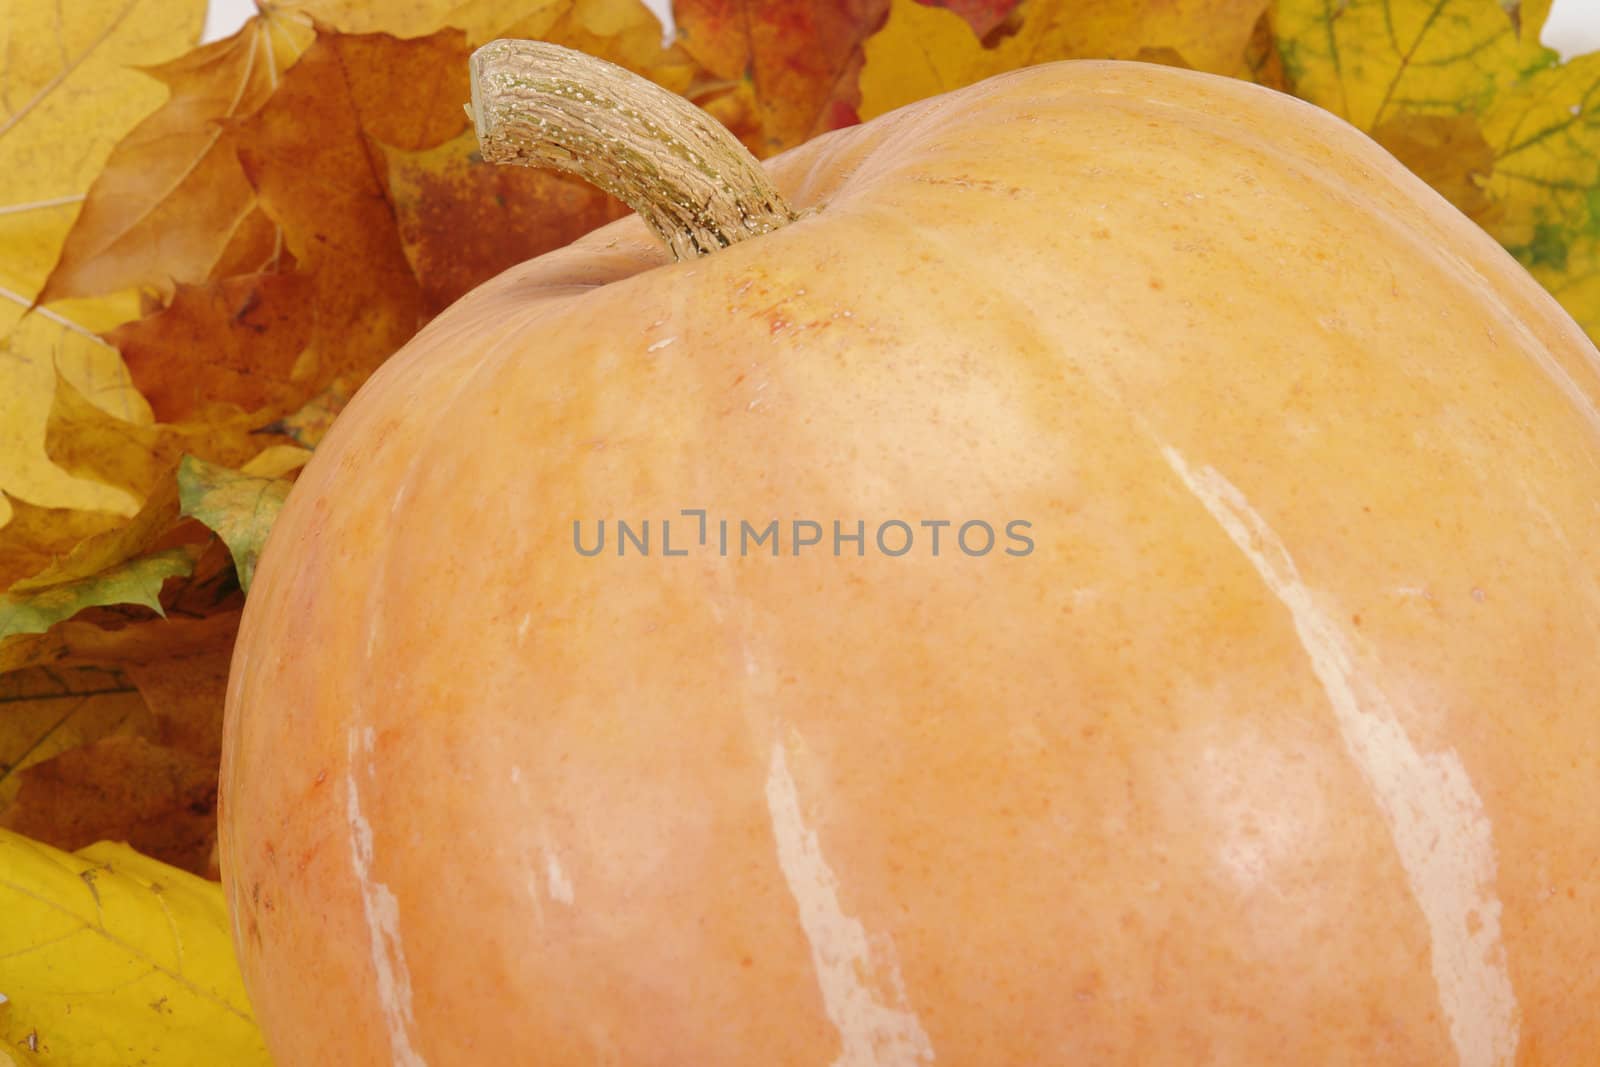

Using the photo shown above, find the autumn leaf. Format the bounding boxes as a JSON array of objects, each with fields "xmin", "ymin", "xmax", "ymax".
[
  {"xmin": 0, "ymin": 547, "xmax": 196, "ymax": 643},
  {"xmin": 918, "ymin": 0, "xmax": 1022, "ymax": 38},
  {"xmin": 0, "ymin": 613, "xmax": 239, "ymax": 874},
  {"xmin": 674, "ymin": 0, "xmax": 889, "ymax": 153},
  {"xmin": 859, "ymin": 0, "xmax": 1269, "ymax": 120},
  {"xmin": 1274, "ymin": 0, "xmax": 1518, "ymax": 130},
  {"xmin": 178, "ymin": 452, "xmax": 307, "ymax": 593},
  {"xmin": 1476, "ymin": 48, "xmax": 1600, "ymax": 339},
  {"xmin": 1274, "ymin": 0, "xmax": 1600, "ymax": 341},
  {"xmin": 0, "ymin": 501, "xmax": 131, "ymax": 593},
  {"xmin": 255, "ymin": 381, "xmax": 352, "ymax": 448},
  {"xmin": 38, "ymin": 14, "xmax": 313, "ymax": 304},
  {"xmin": 0, "ymin": 610, "xmax": 241, "ymax": 692},
  {"xmin": 0, "ymin": 365, "xmax": 264, "ymax": 618},
  {"xmin": 0, "ymin": 0, "xmax": 204, "ymax": 333},
  {"xmin": 226, "ymin": 30, "xmax": 452, "ymax": 401},
  {"xmin": 0, "ymin": 668, "xmax": 151, "ymax": 813},
  {"xmin": 0, "ymin": 829, "xmax": 268, "ymax": 1064},
  {"xmin": 43, "ymin": 369, "xmax": 268, "ymax": 506},
  {"xmin": 6, "ymin": 479, "xmax": 184, "ymax": 605},
  {"xmin": 0, "ymin": 299, "xmax": 152, "ymax": 523},
  {"xmin": 511, "ymin": 0, "xmax": 701, "ymax": 88},
  {"xmin": 108, "ymin": 272, "xmax": 316, "ymax": 423},
  {"xmin": 3, "ymin": 737, "xmax": 220, "ymax": 878},
  {"xmin": 3, "ymin": 360, "xmax": 279, "ymax": 609},
  {"xmin": 266, "ymin": 0, "xmax": 550, "ymax": 42},
  {"xmin": 382, "ymin": 129, "xmax": 628, "ymax": 313}
]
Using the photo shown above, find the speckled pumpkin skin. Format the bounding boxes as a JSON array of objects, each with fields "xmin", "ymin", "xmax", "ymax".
[{"xmin": 221, "ymin": 60, "xmax": 1600, "ymax": 1066}]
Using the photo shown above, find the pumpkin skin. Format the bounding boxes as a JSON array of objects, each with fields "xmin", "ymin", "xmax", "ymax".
[{"xmin": 220, "ymin": 57, "xmax": 1600, "ymax": 1066}]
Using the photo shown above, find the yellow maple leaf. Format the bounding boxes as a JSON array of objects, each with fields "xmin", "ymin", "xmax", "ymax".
[
  {"xmin": 0, "ymin": 301, "xmax": 153, "ymax": 525},
  {"xmin": 0, "ymin": 828, "xmax": 268, "ymax": 1065},
  {"xmin": 0, "ymin": 0, "xmax": 205, "ymax": 332},
  {"xmin": 0, "ymin": 0, "xmax": 204, "ymax": 528},
  {"xmin": 860, "ymin": 0, "xmax": 1269, "ymax": 120}
]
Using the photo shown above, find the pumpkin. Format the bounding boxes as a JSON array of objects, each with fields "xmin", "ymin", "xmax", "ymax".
[{"xmin": 220, "ymin": 39, "xmax": 1600, "ymax": 1065}]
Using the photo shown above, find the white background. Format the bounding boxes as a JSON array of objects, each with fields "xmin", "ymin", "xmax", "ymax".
[{"xmin": 202, "ymin": 0, "xmax": 1600, "ymax": 58}]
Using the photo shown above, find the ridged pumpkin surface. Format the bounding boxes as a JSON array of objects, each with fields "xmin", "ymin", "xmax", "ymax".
[{"xmin": 221, "ymin": 60, "xmax": 1600, "ymax": 1065}]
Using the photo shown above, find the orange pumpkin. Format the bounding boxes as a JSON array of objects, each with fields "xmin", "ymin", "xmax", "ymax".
[{"xmin": 221, "ymin": 40, "xmax": 1600, "ymax": 1065}]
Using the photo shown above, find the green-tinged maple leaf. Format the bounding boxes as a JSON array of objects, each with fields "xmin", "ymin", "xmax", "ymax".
[
  {"xmin": 1478, "ymin": 52, "xmax": 1600, "ymax": 338},
  {"xmin": 177, "ymin": 456, "xmax": 298, "ymax": 593},
  {"xmin": 0, "ymin": 829, "xmax": 269, "ymax": 1064},
  {"xmin": 0, "ymin": 548, "xmax": 196, "ymax": 642},
  {"xmin": 1274, "ymin": 0, "xmax": 1600, "ymax": 342},
  {"xmin": 13, "ymin": 368, "xmax": 276, "ymax": 601},
  {"xmin": 1273, "ymin": 0, "xmax": 1520, "ymax": 129}
]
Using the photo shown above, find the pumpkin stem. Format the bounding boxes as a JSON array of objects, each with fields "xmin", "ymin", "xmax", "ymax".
[{"xmin": 468, "ymin": 39, "xmax": 797, "ymax": 261}]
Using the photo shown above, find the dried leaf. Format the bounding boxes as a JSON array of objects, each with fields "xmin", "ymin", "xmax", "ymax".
[
  {"xmin": 256, "ymin": 381, "xmax": 352, "ymax": 449},
  {"xmin": 0, "ymin": 502, "xmax": 130, "ymax": 593},
  {"xmin": 119, "ymin": 613, "xmax": 240, "ymax": 761},
  {"xmin": 43, "ymin": 372, "xmax": 267, "ymax": 505},
  {"xmin": 230, "ymin": 31, "xmax": 442, "ymax": 400},
  {"xmin": 265, "ymin": 0, "xmax": 560, "ymax": 42},
  {"xmin": 37, "ymin": 16, "xmax": 312, "ymax": 304},
  {"xmin": 205, "ymin": 204, "xmax": 296, "ymax": 280},
  {"xmin": 918, "ymin": 0, "xmax": 1023, "ymax": 38},
  {"xmin": 1373, "ymin": 113, "xmax": 1500, "ymax": 221},
  {"xmin": 675, "ymin": 0, "xmax": 887, "ymax": 152},
  {"xmin": 0, "ymin": 301, "xmax": 151, "ymax": 519},
  {"xmin": 2, "ymin": 736, "xmax": 218, "ymax": 876},
  {"xmin": 860, "ymin": 0, "xmax": 1269, "ymax": 118},
  {"xmin": 0, "ymin": 0, "xmax": 204, "ymax": 334},
  {"xmin": 8, "ymin": 480, "xmax": 183, "ymax": 602},
  {"xmin": 0, "ymin": 829, "xmax": 268, "ymax": 1064},
  {"xmin": 177, "ymin": 456, "xmax": 296, "ymax": 593},
  {"xmin": 0, "ymin": 548, "xmax": 196, "ymax": 642},
  {"xmin": 1243, "ymin": 9, "xmax": 1288, "ymax": 91},
  {"xmin": 0, "ymin": 613, "xmax": 237, "ymax": 873},
  {"xmin": 0, "ymin": 668, "xmax": 151, "ymax": 813},
  {"xmin": 107, "ymin": 272, "xmax": 317, "ymax": 423},
  {"xmin": 0, "ymin": 369, "xmax": 251, "ymax": 621},
  {"xmin": 382, "ymin": 129, "xmax": 628, "ymax": 313},
  {"xmin": 240, "ymin": 446, "xmax": 313, "ymax": 478},
  {"xmin": 515, "ymin": 0, "xmax": 699, "ymax": 88}
]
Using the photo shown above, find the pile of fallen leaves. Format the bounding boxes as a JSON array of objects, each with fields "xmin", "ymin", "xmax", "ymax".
[{"xmin": 0, "ymin": 0, "xmax": 1594, "ymax": 1059}]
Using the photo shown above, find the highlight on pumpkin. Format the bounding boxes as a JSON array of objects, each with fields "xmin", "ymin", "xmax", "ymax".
[{"xmin": 2, "ymin": 0, "xmax": 1598, "ymax": 1063}]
